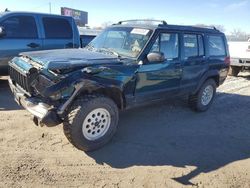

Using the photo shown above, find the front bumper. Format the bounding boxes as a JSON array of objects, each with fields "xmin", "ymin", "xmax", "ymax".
[{"xmin": 8, "ymin": 78, "xmax": 61, "ymax": 126}]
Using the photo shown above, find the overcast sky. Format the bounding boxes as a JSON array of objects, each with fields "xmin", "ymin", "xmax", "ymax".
[{"xmin": 1, "ymin": 0, "xmax": 250, "ymax": 34}]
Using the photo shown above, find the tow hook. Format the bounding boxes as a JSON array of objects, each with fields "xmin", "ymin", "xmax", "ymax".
[{"xmin": 32, "ymin": 116, "xmax": 39, "ymax": 126}]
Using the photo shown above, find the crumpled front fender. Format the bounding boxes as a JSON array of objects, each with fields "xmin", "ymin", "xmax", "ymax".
[{"xmin": 41, "ymin": 69, "xmax": 124, "ymax": 102}]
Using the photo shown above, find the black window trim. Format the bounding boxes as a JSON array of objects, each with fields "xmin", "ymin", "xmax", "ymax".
[
  {"xmin": 0, "ymin": 15, "xmax": 39, "ymax": 39},
  {"xmin": 197, "ymin": 34, "xmax": 205, "ymax": 57}
]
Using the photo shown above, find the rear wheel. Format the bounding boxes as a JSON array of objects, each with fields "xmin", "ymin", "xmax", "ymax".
[
  {"xmin": 188, "ymin": 79, "xmax": 216, "ymax": 112},
  {"xmin": 228, "ymin": 66, "xmax": 241, "ymax": 77},
  {"xmin": 63, "ymin": 95, "xmax": 119, "ymax": 151}
]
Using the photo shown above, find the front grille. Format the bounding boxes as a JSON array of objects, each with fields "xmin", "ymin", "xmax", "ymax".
[{"xmin": 9, "ymin": 65, "xmax": 30, "ymax": 93}]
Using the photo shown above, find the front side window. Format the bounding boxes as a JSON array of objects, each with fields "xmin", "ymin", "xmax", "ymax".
[
  {"xmin": 150, "ymin": 33, "xmax": 179, "ymax": 60},
  {"xmin": 1, "ymin": 16, "xmax": 38, "ymax": 38},
  {"xmin": 208, "ymin": 35, "xmax": 226, "ymax": 56},
  {"xmin": 43, "ymin": 17, "xmax": 73, "ymax": 39},
  {"xmin": 88, "ymin": 27, "xmax": 152, "ymax": 58}
]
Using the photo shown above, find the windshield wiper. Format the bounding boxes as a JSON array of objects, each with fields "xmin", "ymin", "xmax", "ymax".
[
  {"xmin": 85, "ymin": 46, "xmax": 122, "ymax": 59},
  {"xmin": 97, "ymin": 48, "xmax": 121, "ymax": 58}
]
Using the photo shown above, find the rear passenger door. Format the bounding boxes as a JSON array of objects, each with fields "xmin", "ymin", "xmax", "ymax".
[
  {"xmin": 181, "ymin": 33, "xmax": 207, "ymax": 92},
  {"xmin": 41, "ymin": 17, "xmax": 76, "ymax": 50},
  {"xmin": 0, "ymin": 15, "xmax": 42, "ymax": 74}
]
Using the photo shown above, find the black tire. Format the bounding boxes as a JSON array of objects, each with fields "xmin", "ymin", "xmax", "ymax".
[
  {"xmin": 63, "ymin": 95, "xmax": 119, "ymax": 151},
  {"xmin": 228, "ymin": 66, "xmax": 241, "ymax": 77},
  {"xmin": 188, "ymin": 79, "xmax": 217, "ymax": 112}
]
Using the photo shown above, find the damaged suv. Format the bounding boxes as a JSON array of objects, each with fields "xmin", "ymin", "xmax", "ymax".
[{"xmin": 8, "ymin": 20, "xmax": 230, "ymax": 151}]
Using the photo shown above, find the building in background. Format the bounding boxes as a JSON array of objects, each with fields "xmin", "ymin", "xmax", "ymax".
[{"xmin": 61, "ymin": 7, "xmax": 88, "ymax": 27}]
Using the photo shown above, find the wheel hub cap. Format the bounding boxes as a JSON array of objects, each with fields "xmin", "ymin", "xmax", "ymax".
[
  {"xmin": 82, "ymin": 108, "xmax": 111, "ymax": 141},
  {"xmin": 201, "ymin": 85, "xmax": 214, "ymax": 106}
]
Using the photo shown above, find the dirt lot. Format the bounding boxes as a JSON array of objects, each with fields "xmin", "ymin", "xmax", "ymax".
[{"xmin": 0, "ymin": 74, "xmax": 250, "ymax": 188}]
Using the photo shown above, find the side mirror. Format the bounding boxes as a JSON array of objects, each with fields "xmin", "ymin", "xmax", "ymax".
[
  {"xmin": 0, "ymin": 26, "xmax": 6, "ymax": 38},
  {"xmin": 147, "ymin": 52, "xmax": 165, "ymax": 63}
]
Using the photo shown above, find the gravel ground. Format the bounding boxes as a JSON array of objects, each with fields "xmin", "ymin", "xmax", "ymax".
[{"xmin": 0, "ymin": 73, "xmax": 250, "ymax": 188}]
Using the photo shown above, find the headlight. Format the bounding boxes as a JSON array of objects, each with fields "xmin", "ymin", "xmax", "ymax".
[
  {"xmin": 49, "ymin": 87, "xmax": 75, "ymax": 101},
  {"xmin": 33, "ymin": 75, "xmax": 55, "ymax": 93}
]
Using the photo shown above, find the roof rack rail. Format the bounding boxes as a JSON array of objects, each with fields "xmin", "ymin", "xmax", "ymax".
[
  {"xmin": 115, "ymin": 19, "xmax": 167, "ymax": 26},
  {"xmin": 193, "ymin": 25, "xmax": 218, "ymax": 31}
]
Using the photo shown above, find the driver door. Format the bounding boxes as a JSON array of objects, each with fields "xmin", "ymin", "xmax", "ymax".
[{"xmin": 135, "ymin": 32, "xmax": 182, "ymax": 103}]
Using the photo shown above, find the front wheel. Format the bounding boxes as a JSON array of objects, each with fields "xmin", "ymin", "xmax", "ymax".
[
  {"xmin": 188, "ymin": 79, "xmax": 217, "ymax": 112},
  {"xmin": 63, "ymin": 95, "xmax": 119, "ymax": 151}
]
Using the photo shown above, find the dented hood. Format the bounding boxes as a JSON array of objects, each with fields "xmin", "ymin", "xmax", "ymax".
[{"xmin": 20, "ymin": 48, "xmax": 122, "ymax": 70}]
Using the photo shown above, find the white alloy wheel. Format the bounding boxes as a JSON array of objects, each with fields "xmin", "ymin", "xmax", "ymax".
[
  {"xmin": 201, "ymin": 85, "xmax": 214, "ymax": 106},
  {"xmin": 82, "ymin": 108, "xmax": 111, "ymax": 141}
]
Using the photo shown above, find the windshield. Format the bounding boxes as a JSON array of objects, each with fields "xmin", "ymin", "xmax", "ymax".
[{"xmin": 87, "ymin": 27, "xmax": 152, "ymax": 58}]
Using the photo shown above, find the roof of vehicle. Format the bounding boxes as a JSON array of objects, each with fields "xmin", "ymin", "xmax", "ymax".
[
  {"xmin": 111, "ymin": 20, "xmax": 224, "ymax": 34},
  {"xmin": 0, "ymin": 11, "xmax": 73, "ymax": 19}
]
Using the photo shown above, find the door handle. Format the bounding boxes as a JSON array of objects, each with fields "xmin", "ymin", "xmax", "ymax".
[{"xmin": 27, "ymin": 43, "xmax": 40, "ymax": 48}]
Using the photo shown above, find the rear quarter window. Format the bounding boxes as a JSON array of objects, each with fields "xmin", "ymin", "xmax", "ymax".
[
  {"xmin": 208, "ymin": 35, "xmax": 226, "ymax": 56},
  {"xmin": 42, "ymin": 17, "xmax": 73, "ymax": 39}
]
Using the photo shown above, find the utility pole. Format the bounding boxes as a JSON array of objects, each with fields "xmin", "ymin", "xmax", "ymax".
[{"xmin": 49, "ymin": 2, "xmax": 51, "ymax": 14}]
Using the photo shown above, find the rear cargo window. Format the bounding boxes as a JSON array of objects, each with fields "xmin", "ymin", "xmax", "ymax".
[
  {"xmin": 208, "ymin": 35, "xmax": 226, "ymax": 56},
  {"xmin": 43, "ymin": 17, "xmax": 72, "ymax": 39},
  {"xmin": 1, "ymin": 16, "xmax": 38, "ymax": 38}
]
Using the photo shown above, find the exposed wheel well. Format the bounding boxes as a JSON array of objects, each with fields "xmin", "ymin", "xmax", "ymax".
[
  {"xmin": 193, "ymin": 74, "xmax": 220, "ymax": 95},
  {"xmin": 207, "ymin": 75, "xmax": 219, "ymax": 87},
  {"xmin": 79, "ymin": 87, "xmax": 125, "ymax": 110}
]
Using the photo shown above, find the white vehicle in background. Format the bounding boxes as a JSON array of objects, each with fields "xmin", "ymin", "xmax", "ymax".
[{"xmin": 228, "ymin": 39, "xmax": 250, "ymax": 76}]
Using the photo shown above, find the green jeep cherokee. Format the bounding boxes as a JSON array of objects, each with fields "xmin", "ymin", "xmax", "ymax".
[{"xmin": 8, "ymin": 20, "xmax": 230, "ymax": 151}]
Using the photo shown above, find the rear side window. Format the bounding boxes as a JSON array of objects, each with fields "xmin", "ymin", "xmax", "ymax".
[
  {"xmin": 43, "ymin": 17, "xmax": 73, "ymax": 39},
  {"xmin": 183, "ymin": 34, "xmax": 198, "ymax": 58},
  {"xmin": 183, "ymin": 34, "xmax": 205, "ymax": 59},
  {"xmin": 1, "ymin": 16, "xmax": 38, "ymax": 38},
  {"xmin": 150, "ymin": 33, "xmax": 179, "ymax": 60},
  {"xmin": 208, "ymin": 35, "xmax": 226, "ymax": 56}
]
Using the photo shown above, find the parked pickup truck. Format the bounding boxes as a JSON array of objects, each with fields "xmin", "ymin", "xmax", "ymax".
[
  {"xmin": 228, "ymin": 40, "xmax": 250, "ymax": 76},
  {"xmin": 0, "ymin": 11, "xmax": 80, "ymax": 75}
]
